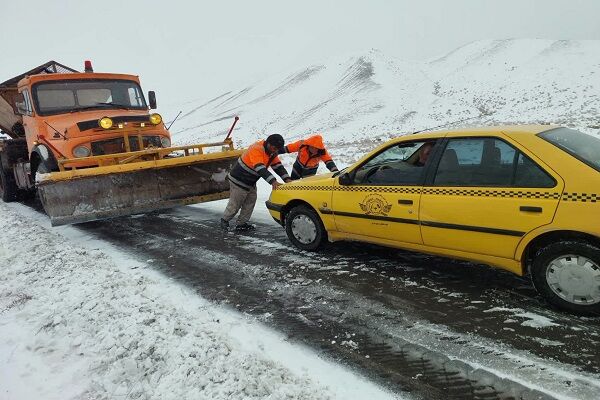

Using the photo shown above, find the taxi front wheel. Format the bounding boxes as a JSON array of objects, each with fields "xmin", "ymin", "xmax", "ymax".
[
  {"xmin": 285, "ymin": 205, "xmax": 327, "ymax": 251},
  {"xmin": 531, "ymin": 241, "xmax": 600, "ymax": 316}
]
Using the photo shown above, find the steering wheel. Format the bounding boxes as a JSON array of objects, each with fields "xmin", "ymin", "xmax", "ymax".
[
  {"xmin": 361, "ymin": 166, "xmax": 378, "ymax": 182},
  {"xmin": 363, "ymin": 165, "xmax": 391, "ymax": 183}
]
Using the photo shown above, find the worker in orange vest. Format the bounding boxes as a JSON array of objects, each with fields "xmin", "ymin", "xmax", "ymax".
[
  {"xmin": 281, "ymin": 134, "xmax": 338, "ymax": 180},
  {"xmin": 222, "ymin": 134, "xmax": 291, "ymax": 231}
]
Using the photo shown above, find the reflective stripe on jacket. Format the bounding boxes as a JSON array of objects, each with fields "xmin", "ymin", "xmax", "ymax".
[{"xmin": 228, "ymin": 140, "xmax": 290, "ymax": 190}]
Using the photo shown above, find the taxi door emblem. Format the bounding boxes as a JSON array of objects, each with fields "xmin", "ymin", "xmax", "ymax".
[{"xmin": 359, "ymin": 194, "xmax": 392, "ymax": 216}]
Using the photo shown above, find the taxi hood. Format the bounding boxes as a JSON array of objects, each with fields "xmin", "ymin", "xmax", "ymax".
[{"xmin": 281, "ymin": 171, "xmax": 336, "ymax": 187}]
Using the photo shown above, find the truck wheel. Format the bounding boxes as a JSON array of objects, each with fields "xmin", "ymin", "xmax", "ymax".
[
  {"xmin": 531, "ymin": 241, "xmax": 600, "ymax": 315},
  {"xmin": 35, "ymin": 161, "xmax": 51, "ymax": 178},
  {"xmin": 0, "ymin": 164, "xmax": 18, "ymax": 202},
  {"xmin": 284, "ymin": 205, "xmax": 327, "ymax": 251},
  {"xmin": 28, "ymin": 161, "xmax": 52, "ymax": 203}
]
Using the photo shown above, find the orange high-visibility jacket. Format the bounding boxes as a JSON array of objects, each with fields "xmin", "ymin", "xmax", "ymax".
[
  {"xmin": 283, "ymin": 134, "xmax": 338, "ymax": 179},
  {"xmin": 228, "ymin": 140, "xmax": 290, "ymax": 190}
]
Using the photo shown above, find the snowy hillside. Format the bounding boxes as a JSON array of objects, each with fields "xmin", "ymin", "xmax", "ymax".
[{"xmin": 165, "ymin": 39, "xmax": 600, "ymax": 162}]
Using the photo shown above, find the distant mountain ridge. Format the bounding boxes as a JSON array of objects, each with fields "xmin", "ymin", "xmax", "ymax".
[{"xmin": 165, "ymin": 39, "xmax": 600, "ymax": 161}]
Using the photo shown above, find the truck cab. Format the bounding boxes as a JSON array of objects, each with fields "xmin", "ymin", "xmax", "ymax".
[
  {"xmin": 6, "ymin": 62, "xmax": 171, "ymax": 189},
  {"xmin": 0, "ymin": 62, "xmax": 171, "ymax": 195},
  {"xmin": 1, "ymin": 61, "xmax": 242, "ymax": 226}
]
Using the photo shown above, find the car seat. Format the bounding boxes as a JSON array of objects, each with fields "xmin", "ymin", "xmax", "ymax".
[
  {"xmin": 434, "ymin": 148, "xmax": 460, "ymax": 185},
  {"xmin": 480, "ymin": 140, "xmax": 508, "ymax": 185}
]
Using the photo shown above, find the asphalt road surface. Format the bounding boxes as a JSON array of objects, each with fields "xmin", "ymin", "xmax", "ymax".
[{"xmin": 36, "ymin": 203, "xmax": 600, "ymax": 400}]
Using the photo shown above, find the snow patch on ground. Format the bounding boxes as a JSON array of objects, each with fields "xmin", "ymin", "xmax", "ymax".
[
  {"xmin": 484, "ymin": 307, "xmax": 560, "ymax": 328},
  {"xmin": 0, "ymin": 202, "xmax": 401, "ymax": 400}
]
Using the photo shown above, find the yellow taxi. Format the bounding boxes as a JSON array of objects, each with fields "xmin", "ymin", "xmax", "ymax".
[{"xmin": 266, "ymin": 125, "xmax": 600, "ymax": 314}]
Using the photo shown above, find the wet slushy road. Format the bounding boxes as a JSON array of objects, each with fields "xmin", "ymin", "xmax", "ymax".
[{"xmin": 63, "ymin": 205, "xmax": 600, "ymax": 399}]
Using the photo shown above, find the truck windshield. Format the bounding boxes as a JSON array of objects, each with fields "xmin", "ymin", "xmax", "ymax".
[
  {"xmin": 32, "ymin": 79, "xmax": 147, "ymax": 115},
  {"xmin": 539, "ymin": 127, "xmax": 600, "ymax": 172}
]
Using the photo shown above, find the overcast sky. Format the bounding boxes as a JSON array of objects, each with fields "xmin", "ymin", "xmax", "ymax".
[{"xmin": 2, "ymin": 0, "xmax": 599, "ymax": 115}]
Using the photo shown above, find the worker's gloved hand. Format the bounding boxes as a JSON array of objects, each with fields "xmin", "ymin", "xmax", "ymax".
[{"xmin": 271, "ymin": 181, "xmax": 281, "ymax": 190}]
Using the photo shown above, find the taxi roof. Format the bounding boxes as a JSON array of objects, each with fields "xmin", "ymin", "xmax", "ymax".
[{"xmin": 400, "ymin": 124, "xmax": 557, "ymax": 142}]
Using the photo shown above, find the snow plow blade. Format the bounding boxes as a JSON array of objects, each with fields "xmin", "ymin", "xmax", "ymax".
[{"xmin": 37, "ymin": 143, "xmax": 243, "ymax": 226}]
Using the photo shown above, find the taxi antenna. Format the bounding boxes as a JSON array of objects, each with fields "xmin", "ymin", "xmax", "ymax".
[{"xmin": 411, "ymin": 111, "xmax": 494, "ymax": 135}]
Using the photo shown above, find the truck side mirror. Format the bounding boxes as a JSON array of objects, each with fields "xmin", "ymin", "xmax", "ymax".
[
  {"xmin": 338, "ymin": 172, "xmax": 354, "ymax": 186},
  {"xmin": 14, "ymin": 93, "xmax": 26, "ymax": 115},
  {"xmin": 148, "ymin": 91, "xmax": 157, "ymax": 109}
]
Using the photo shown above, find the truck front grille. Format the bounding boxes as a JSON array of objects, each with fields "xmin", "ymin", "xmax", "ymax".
[{"xmin": 91, "ymin": 136, "xmax": 162, "ymax": 155}]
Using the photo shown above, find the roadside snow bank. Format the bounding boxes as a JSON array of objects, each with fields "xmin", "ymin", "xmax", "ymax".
[{"xmin": 0, "ymin": 203, "xmax": 399, "ymax": 400}]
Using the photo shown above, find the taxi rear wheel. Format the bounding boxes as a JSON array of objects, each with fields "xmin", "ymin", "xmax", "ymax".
[
  {"xmin": 285, "ymin": 205, "xmax": 326, "ymax": 251},
  {"xmin": 531, "ymin": 241, "xmax": 600, "ymax": 315}
]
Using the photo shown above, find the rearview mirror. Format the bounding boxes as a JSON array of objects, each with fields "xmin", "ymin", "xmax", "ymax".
[
  {"xmin": 14, "ymin": 93, "xmax": 26, "ymax": 115},
  {"xmin": 148, "ymin": 91, "xmax": 157, "ymax": 109},
  {"xmin": 338, "ymin": 172, "xmax": 353, "ymax": 186}
]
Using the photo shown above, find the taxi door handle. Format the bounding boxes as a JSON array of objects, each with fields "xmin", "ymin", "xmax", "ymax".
[
  {"xmin": 520, "ymin": 206, "xmax": 542, "ymax": 213},
  {"xmin": 398, "ymin": 199, "xmax": 413, "ymax": 205}
]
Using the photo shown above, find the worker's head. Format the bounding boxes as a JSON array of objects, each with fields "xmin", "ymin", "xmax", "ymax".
[
  {"xmin": 265, "ymin": 134, "xmax": 285, "ymax": 154},
  {"xmin": 305, "ymin": 134, "xmax": 326, "ymax": 156},
  {"xmin": 418, "ymin": 142, "xmax": 434, "ymax": 165}
]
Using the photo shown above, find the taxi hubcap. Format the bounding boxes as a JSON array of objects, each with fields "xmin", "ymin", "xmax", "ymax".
[
  {"xmin": 546, "ymin": 255, "xmax": 600, "ymax": 305},
  {"xmin": 291, "ymin": 215, "xmax": 317, "ymax": 244}
]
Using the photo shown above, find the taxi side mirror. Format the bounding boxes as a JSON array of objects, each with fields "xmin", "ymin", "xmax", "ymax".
[{"xmin": 338, "ymin": 172, "xmax": 353, "ymax": 186}]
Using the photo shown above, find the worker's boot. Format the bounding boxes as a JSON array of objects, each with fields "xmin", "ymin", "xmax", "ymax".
[
  {"xmin": 235, "ymin": 223, "xmax": 255, "ymax": 231},
  {"xmin": 220, "ymin": 218, "xmax": 230, "ymax": 230}
]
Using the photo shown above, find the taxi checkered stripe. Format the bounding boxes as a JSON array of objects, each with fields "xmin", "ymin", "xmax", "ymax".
[
  {"xmin": 278, "ymin": 185, "xmax": 332, "ymax": 191},
  {"xmin": 421, "ymin": 188, "xmax": 561, "ymax": 199},
  {"xmin": 279, "ymin": 185, "xmax": 598, "ymax": 202},
  {"xmin": 278, "ymin": 185, "xmax": 421, "ymax": 194},
  {"xmin": 562, "ymin": 193, "xmax": 599, "ymax": 202},
  {"xmin": 335, "ymin": 186, "xmax": 422, "ymax": 193}
]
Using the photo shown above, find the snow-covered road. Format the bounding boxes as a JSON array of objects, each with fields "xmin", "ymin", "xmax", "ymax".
[
  {"xmin": 2, "ymin": 180, "xmax": 600, "ymax": 399},
  {"xmin": 0, "ymin": 201, "xmax": 401, "ymax": 400}
]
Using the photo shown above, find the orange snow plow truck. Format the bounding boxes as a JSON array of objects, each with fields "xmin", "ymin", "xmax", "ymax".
[{"xmin": 0, "ymin": 61, "xmax": 242, "ymax": 226}]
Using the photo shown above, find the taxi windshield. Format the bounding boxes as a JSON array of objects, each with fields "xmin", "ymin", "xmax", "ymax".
[
  {"xmin": 539, "ymin": 127, "xmax": 600, "ymax": 172},
  {"xmin": 32, "ymin": 79, "xmax": 147, "ymax": 116},
  {"xmin": 362, "ymin": 142, "xmax": 424, "ymax": 168}
]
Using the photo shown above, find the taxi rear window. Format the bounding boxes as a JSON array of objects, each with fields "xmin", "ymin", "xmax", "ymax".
[{"xmin": 539, "ymin": 127, "xmax": 600, "ymax": 172}]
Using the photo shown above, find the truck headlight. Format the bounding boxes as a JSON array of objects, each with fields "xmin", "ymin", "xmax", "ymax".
[
  {"xmin": 73, "ymin": 145, "xmax": 91, "ymax": 158},
  {"xmin": 149, "ymin": 113, "xmax": 162, "ymax": 125},
  {"xmin": 98, "ymin": 117, "xmax": 113, "ymax": 129},
  {"xmin": 160, "ymin": 137, "xmax": 171, "ymax": 148}
]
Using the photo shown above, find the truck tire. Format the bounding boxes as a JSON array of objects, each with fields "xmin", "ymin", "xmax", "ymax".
[
  {"xmin": 11, "ymin": 122, "xmax": 25, "ymax": 138},
  {"xmin": 0, "ymin": 162, "xmax": 18, "ymax": 202},
  {"xmin": 531, "ymin": 240, "xmax": 600, "ymax": 316},
  {"xmin": 1, "ymin": 139, "xmax": 31, "ymax": 202},
  {"xmin": 35, "ymin": 160, "xmax": 50, "ymax": 176},
  {"xmin": 3, "ymin": 138, "xmax": 28, "ymax": 164}
]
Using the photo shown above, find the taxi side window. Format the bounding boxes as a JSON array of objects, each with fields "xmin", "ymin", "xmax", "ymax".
[
  {"xmin": 434, "ymin": 137, "xmax": 555, "ymax": 188},
  {"xmin": 354, "ymin": 141, "xmax": 435, "ymax": 186},
  {"xmin": 514, "ymin": 153, "xmax": 555, "ymax": 188}
]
